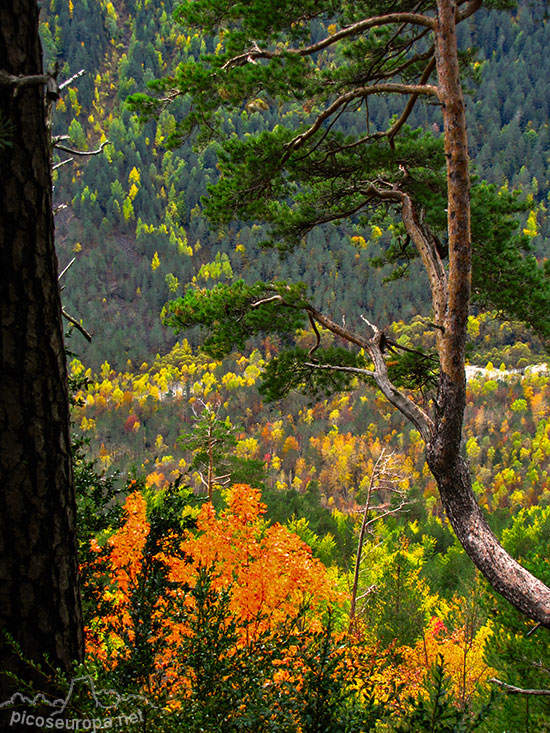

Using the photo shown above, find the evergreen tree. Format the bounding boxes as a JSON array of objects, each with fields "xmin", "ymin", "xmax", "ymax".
[
  {"xmin": 136, "ymin": 0, "xmax": 550, "ymax": 625},
  {"xmin": 0, "ymin": 0, "xmax": 83, "ymax": 708}
]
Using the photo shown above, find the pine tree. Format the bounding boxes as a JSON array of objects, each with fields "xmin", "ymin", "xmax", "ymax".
[
  {"xmin": 134, "ymin": 0, "xmax": 550, "ymax": 625},
  {"xmin": 0, "ymin": 0, "xmax": 83, "ymax": 706}
]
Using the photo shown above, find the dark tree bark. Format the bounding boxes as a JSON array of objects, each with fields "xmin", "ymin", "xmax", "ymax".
[{"xmin": 0, "ymin": 0, "xmax": 84, "ymax": 704}]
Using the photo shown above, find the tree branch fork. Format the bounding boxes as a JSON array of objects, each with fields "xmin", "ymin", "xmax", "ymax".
[{"xmin": 250, "ymin": 286, "xmax": 434, "ymax": 440}]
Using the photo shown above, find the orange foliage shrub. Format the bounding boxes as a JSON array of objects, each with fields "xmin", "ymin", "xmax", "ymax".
[
  {"xmin": 84, "ymin": 484, "xmax": 342, "ymax": 695},
  {"xmin": 86, "ymin": 491, "xmax": 149, "ymax": 665},
  {"xmin": 156, "ymin": 484, "xmax": 340, "ymax": 640}
]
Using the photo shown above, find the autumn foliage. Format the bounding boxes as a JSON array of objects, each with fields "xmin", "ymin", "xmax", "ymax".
[
  {"xmin": 155, "ymin": 484, "xmax": 340, "ymax": 635},
  {"xmin": 84, "ymin": 485, "xmax": 349, "ymax": 712},
  {"xmin": 86, "ymin": 490, "xmax": 149, "ymax": 666},
  {"xmin": 80, "ymin": 481, "xmax": 501, "ymax": 729}
]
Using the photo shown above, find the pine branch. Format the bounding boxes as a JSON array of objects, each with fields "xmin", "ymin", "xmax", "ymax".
[
  {"xmin": 456, "ymin": 0, "xmax": 483, "ymax": 22},
  {"xmin": 307, "ymin": 306, "xmax": 434, "ymax": 438},
  {"xmin": 283, "ymin": 83, "xmax": 439, "ymax": 155},
  {"xmin": 221, "ymin": 12, "xmax": 435, "ymax": 69},
  {"xmin": 388, "ymin": 57, "xmax": 436, "ymax": 146},
  {"xmin": 307, "ymin": 312, "xmax": 321, "ymax": 356}
]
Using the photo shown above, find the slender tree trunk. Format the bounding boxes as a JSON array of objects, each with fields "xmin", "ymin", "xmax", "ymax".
[
  {"xmin": 428, "ymin": 0, "xmax": 550, "ymax": 626},
  {"xmin": 350, "ymin": 468, "xmax": 375, "ymax": 623},
  {"xmin": 0, "ymin": 0, "xmax": 84, "ymax": 704},
  {"xmin": 207, "ymin": 432, "xmax": 214, "ymax": 501}
]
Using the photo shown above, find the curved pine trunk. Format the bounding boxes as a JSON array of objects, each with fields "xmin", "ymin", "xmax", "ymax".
[{"xmin": 433, "ymin": 0, "xmax": 550, "ymax": 625}]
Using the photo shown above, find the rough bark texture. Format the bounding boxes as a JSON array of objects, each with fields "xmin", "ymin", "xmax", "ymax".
[
  {"xmin": 0, "ymin": 0, "xmax": 84, "ymax": 704},
  {"xmin": 428, "ymin": 447, "xmax": 550, "ymax": 624},
  {"xmin": 428, "ymin": 0, "xmax": 550, "ymax": 626}
]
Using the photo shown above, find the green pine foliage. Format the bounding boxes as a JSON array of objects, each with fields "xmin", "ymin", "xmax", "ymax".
[
  {"xmin": 162, "ymin": 280, "xmax": 309, "ymax": 358},
  {"xmin": 260, "ymin": 346, "xmax": 370, "ymax": 402},
  {"xmin": 481, "ymin": 505, "xmax": 550, "ymax": 731}
]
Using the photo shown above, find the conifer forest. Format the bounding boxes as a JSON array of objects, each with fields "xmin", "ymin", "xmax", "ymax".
[{"xmin": 4, "ymin": 0, "xmax": 550, "ymax": 730}]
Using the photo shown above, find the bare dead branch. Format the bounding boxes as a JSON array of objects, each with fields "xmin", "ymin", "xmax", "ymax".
[
  {"xmin": 359, "ymin": 313, "xmax": 379, "ymax": 335},
  {"xmin": 489, "ymin": 679, "xmax": 550, "ymax": 697},
  {"xmin": 61, "ymin": 309, "xmax": 92, "ymax": 342},
  {"xmin": 526, "ymin": 622, "xmax": 542, "ymax": 637},
  {"xmin": 222, "ymin": 43, "xmax": 276, "ymax": 70},
  {"xmin": 58, "ymin": 260, "xmax": 91, "ymax": 340},
  {"xmin": 362, "ymin": 499, "xmax": 412, "ymax": 530},
  {"xmin": 159, "ymin": 89, "xmax": 182, "ymax": 106},
  {"xmin": 355, "ymin": 585, "xmax": 377, "ymax": 601},
  {"xmin": 54, "ymin": 140, "xmax": 109, "ymax": 157},
  {"xmin": 350, "ymin": 449, "xmax": 386, "ymax": 620},
  {"xmin": 303, "ymin": 362, "xmax": 375, "ymax": 378},
  {"xmin": 350, "ymin": 450, "xmax": 411, "ymax": 623},
  {"xmin": 214, "ymin": 474, "xmax": 232, "ymax": 483},
  {"xmin": 58, "ymin": 258, "xmax": 76, "ymax": 280},
  {"xmin": 249, "ymin": 295, "xmax": 284, "ymax": 307},
  {"xmin": 53, "ymin": 158, "xmax": 73, "ymax": 171},
  {"xmin": 307, "ymin": 308, "xmax": 371, "ymax": 352},
  {"xmin": 58, "ymin": 69, "xmax": 86, "ymax": 91}
]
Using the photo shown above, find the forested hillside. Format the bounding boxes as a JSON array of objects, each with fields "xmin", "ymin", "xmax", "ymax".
[
  {"xmin": 26, "ymin": 0, "xmax": 550, "ymax": 729},
  {"xmin": 71, "ymin": 314, "xmax": 550, "ymax": 521},
  {"xmin": 42, "ymin": 0, "xmax": 550, "ymax": 369}
]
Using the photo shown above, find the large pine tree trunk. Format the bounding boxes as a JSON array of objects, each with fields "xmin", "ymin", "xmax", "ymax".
[
  {"xmin": 0, "ymin": 0, "xmax": 84, "ymax": 703},
  {"xmin": 430, "ymin": 0, "xmax": 550, "ymax": 626}
]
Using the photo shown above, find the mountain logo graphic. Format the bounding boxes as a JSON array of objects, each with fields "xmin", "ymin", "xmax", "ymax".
[{"xmin": 0, "ymin": 675, "xmax": 155, "ymax": 716}]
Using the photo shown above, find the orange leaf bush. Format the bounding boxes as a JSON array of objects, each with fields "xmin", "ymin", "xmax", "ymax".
[
  {"xmin": 156, "ymin": 484, "xmax": 340, "ymax": 638},
  {"xmin": 84, "ymin": 484, "xmax": 344, "ymax": 704},
  {"xmin": 86, "ymin": 490, "xmax": 148, "ymax": 664}
]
